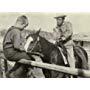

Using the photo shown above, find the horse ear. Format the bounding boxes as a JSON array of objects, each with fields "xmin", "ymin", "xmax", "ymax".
[{"xmin": 36, "ymin": 28, "xmax": 41, "ymax": 35}]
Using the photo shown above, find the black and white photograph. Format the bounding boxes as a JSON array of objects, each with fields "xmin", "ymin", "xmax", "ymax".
[
  {"xmin": 0, "ymin": 13, "xmax": 90, "ymax": 78},
  {"xmin": 1, "ymin": 0, "xmax": 90, "ymax": 90}
]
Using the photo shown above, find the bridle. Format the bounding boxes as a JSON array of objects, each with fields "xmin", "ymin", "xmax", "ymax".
[
  {"xmin": 29, "ymin": 36, "xmax": 40, "ymax": 52},
  {"xmin": 27, "ymin": 36, "xmax": 44, "ymax": 57}
]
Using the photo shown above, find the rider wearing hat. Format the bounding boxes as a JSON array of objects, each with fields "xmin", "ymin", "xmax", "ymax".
[{"xmin": 53, "ymin": 15, "xmax": 75, "ymax": 69}]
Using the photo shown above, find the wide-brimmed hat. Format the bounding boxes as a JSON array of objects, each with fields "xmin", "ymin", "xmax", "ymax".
[{"xmin": 54, "ymin": 15, "xmax": 66, "ymax": 19}]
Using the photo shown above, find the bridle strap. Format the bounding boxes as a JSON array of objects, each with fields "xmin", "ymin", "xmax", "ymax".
[{"xmin": 29, "ymin": 37, "xmax": 40, "ymax": 53}]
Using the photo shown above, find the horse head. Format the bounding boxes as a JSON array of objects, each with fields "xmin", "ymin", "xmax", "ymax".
[{"xmin": 24, "ymin": 28, "xmax": 42, "ymax": 53}]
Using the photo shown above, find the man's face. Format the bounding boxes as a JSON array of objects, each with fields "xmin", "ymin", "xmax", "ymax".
[{"xmin": 57, "ymin": 18, "xmax": 64, "ymax": 26}]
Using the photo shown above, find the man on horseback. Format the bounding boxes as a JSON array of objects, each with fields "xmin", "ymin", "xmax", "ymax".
[
  {"xmin": 3, "ymin": 15, "xmax": 45, "ymax": 78},
  {"xmin": 53, "ymin": 15, "xmax": 76, "ymax": 69}
]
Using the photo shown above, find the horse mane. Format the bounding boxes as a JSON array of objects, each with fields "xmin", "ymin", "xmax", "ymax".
[
  {"xmin": 38, "ymin": 35, "xmax": 60, "ymax": 56},
  {"xmin": 39, "ymin": 35, "xmax": 56, "ymax": 48}
]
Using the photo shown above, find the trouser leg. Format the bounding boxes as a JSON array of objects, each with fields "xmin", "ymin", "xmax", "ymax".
[
  {"xmin": 6, "ymin": 63, "xmax": 29, "ymax": 78},
  {"xmin": 6, "ymin": 52, "xmax": 45, "ymax": 78},
  {"xmin": 66, "ymin": 46, "xmax": 75, "ymax": 68},
  {"xmin": 6, "ymin": 52, "xmax": 32, "ymax": 78}
]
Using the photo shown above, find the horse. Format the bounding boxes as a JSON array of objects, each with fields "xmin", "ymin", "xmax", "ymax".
[{"xmin": 25, "ymin": 29, "xmax": 89, "ymax": 78}]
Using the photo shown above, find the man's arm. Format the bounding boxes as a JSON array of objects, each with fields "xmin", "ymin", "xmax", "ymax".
[
  {"xmin": 53, "ymin": 28, "xmax": 61, "ymax": 41},
  {"xmin": 13, "ymin": 29, "xmax": 25, "ymax": 51},
  {"xmin": 61, "ymin": 22, "xmax": 73, "ymax": 40}
]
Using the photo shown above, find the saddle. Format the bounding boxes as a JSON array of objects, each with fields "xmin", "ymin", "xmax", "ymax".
[
  {"xmin": 73, "ymin": 46, "xmax": 88, "ymax": 61},
  {"xmin": 56, "ymin": 43, "xmax": 68, "ymax": 65},
  {"xmin": 73, "ymin": 46, "xmax": 88, "ymax": 69},
  {"xmin": 57, "ymin": 42, "xmax": 88, "ymax": 69}
]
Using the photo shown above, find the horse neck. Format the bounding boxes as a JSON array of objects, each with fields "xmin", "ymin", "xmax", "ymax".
[
  {"xmin": 39, "ymin": 36, "xmax": 64, "ymax": 65},
  {"xmin": 39, "ymin": 36, "xmax": 52, "ymax": 55}
]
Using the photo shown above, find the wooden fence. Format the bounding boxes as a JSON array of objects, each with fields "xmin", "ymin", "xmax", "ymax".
[
  {"xmin": 1, "ymin": 57, "xmax": 90, "ymax": 78},
  {"xmin": 18, "ymin": 59, "xmax": 90, "ymax": 78}
]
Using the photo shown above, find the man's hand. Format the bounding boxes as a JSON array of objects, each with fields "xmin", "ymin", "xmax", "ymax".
[
  {"xmin": 20, "ymin": 46, "xmax": 25, "ymax": 52},
  {"xmin": 18, "ymin": 59, "xmax": 32, "ymax": 65}
]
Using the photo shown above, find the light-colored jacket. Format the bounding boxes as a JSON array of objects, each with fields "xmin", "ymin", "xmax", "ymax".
[{"xmin": 53, "ymin": 21, "xmax": 74, "ymax": 47}]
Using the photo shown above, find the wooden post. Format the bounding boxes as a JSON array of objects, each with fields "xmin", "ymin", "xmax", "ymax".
[
  {"xmin": 0, "ymin": 58, "xmax": 6, "ymax": 78},
  {"xmin": 19, "ymin": 59, "xmax": 90, "ymax": 78}
]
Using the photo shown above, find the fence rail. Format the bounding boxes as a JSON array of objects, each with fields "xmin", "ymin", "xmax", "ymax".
[{"xmin": 19, "ymin": 59, "xmax": 90, "ymax": 78}]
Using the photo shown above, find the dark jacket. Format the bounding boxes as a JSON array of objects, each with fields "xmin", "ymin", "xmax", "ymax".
[
  {"xmin": 3, "ymin": 26, "xmax": 25, "ymax": 51},
  {"xmin": 3, "ymin": 26, "xmax": 26, "ymax": 60}
]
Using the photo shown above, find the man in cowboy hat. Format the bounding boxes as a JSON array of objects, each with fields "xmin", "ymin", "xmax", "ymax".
[
  {"xmin": 3, "ymin": 15, "xmax": 45, "ymax": 78},
  {"xmin": 53, "ymin": 15, "xmax": 75, "ymax": 69}
]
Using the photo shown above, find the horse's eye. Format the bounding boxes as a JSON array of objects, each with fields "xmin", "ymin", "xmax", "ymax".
[{"xmin": 31, "ymin": 41, "xmax": 34, "ymax": 43}]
